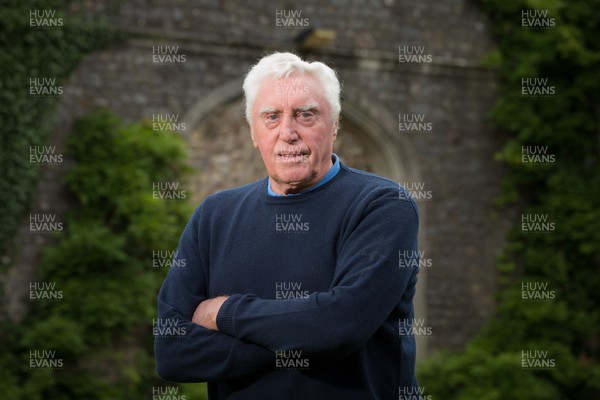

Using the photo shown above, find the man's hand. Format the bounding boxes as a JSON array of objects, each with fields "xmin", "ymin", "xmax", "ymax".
[{"xmin": 192, "ymin": 296, "xmax": 229, "ymax": 331}]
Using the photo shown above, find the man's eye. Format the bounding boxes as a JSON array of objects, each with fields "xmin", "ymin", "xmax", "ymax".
[
  {"xmin": 263, "ymin": 114, "xmax": 279, "ymax": 125},
  {"xmin": 298, "ymin": 112, "xmax": 314, "ymax": 119}
]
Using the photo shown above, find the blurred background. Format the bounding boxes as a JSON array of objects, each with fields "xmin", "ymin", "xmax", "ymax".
[{"xmin": 1, "ymin": 0, "xmax": 598, "ymax": 398}]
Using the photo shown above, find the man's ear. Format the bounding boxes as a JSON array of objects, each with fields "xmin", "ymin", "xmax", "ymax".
[
  {"xmin": 250, "ymin": 128, "xmax": 259, "ymax": 149},
  {"xmin": 332, "ymin": 118, "xmax": 339, "ymax": 140}
]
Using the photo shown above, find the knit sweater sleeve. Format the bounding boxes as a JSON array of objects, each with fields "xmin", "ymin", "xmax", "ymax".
[
  {"xmin": 216, "ymin": 189, "xmax": 419, "ymax": 359},
  {"xmin": 154, "ymin": 205, "xmax": 274, "ymax": 382}
]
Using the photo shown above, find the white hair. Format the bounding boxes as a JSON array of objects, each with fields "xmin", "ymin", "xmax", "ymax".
[{"xmin": 243, "ymin": 52, "xmax": 341, "ymax": 123}]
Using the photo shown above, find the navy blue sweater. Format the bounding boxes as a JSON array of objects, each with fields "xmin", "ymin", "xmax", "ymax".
[{"xmin": 155, "ymin": 163, "xmax": 420, "ymax": 399}]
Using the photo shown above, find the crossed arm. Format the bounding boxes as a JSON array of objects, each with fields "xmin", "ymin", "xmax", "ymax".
[
  {"xmin": 155, "ymin": 192, "xmax": 419, "ymax": 382},
  {"xmin": 192, "ymin": 296, "xmax": 228, "ymax": 331}
]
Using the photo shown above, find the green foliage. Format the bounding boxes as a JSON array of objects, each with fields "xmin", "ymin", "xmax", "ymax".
[
  {"xmin": 419, "ymin": 1, "xmax": 600, "ymax": 398},
  {"xmin": 0, "ymin": 108, "xmax": 198, "ymax": 398},
  {"xmin": 419, "ymin": 349, "xmax": 559, "ymax": 400},
  {"xmin": 0, "ymin": 0, "xmax": 123, "ymax": 267}
]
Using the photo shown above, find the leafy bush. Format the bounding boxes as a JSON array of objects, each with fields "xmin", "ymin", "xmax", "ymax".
[
  {"xmin": 419, "ymin": 1, "xmax": 600, "ymax": 398},
  {"xmin": 0, "ymin": 108, "xmax": 198, "ymax": 398}
]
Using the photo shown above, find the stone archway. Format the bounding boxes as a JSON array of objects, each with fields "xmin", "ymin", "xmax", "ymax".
[{"xmin": 182, "ymin": 79, "xmax": 429, "ymax": 357}]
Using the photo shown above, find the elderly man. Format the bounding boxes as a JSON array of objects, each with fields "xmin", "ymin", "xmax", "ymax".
[{"xmin": 155, "ymin": 52, "xmax": 420, "ymax": 399}]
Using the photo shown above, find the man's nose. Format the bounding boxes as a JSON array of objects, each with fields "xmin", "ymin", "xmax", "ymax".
[{"xmin": 278, "ymin": 114, "xmax": 299, "ymax": 143}]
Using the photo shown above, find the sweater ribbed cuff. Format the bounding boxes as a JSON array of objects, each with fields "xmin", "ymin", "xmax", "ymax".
[{"xmin": 216, "ymin": 294, "xmax": 242, "ymax": 337}]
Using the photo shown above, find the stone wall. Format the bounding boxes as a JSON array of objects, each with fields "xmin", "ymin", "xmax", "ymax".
[{"xmin": 6, "ymin": 0, "xmax": 513, "ymax": 355}]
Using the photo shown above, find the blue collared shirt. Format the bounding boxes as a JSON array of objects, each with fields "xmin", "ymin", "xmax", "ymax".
[{"xmin": 267, "ymin": 153, "xmax": 340, "ymax": 196}]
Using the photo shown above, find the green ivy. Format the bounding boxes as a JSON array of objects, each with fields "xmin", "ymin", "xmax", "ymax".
[
  {"xmin": 0, "ymin": 0, "xmax": 123, "ymax": 268},
  {"xmin": 419, "ymin": 1, "xmax": 600, "ymax": 398},
  {"xmin": 0, "ymin": 108, "xmax": 197, "ymax": 398}
]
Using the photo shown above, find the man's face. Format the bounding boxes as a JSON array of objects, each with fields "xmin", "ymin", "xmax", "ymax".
[{"xmin": 250, "ymin": 73, "xmax": 338, "ymax": 195}]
